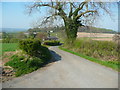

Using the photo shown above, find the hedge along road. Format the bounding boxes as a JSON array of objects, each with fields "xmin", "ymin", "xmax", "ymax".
[{"xmin": 3, "ymin": 46, "xmax": 118, "ymax": 88}]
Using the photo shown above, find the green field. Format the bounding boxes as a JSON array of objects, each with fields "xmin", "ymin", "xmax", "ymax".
[{"xmin": 0, "ymin": 43, "xmax": 18, "ymax": 56}]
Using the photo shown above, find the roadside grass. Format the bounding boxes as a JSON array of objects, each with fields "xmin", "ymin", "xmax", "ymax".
[
  {"xmin": 0, "ymin": 43, "xmax": 18, "ymax": 56},
  {"xmin": 59, "ymin": 47, "xmax": 119, "ymax": 71},
  {"xmin": 64, "ymin": 38, "xmax": 118, "ymax": 61},
  {"xmin": 5, "ymin": 55, "xmax": 45, "ymax": 77}
]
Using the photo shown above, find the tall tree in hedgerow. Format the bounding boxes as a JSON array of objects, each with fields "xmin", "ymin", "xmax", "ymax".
[{"xmin": 27, "ymin": 0, "xmax": 114, "ymax": 42}]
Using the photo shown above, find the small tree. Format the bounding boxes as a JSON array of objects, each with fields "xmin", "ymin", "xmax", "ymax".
[
  {"xmin": 2, "ymin": 32, "xmax": 10, "ymax": 39},
  {"xmin": 27, "ymin": 0, "xmax": 114, "ymax": 42},
  {"xmin": 35, "ymin": 32, "xmax": 47, "ymax": 40},
  {"xmin": 17, "ymin": 32, "xmax": 27, "ymax": 39}
]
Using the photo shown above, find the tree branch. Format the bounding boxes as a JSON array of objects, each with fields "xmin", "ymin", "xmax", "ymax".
[
  {"xmin": 76, "ymin": 10, "xmax": 97, "ymax": 19},
  {"xmin": 35, "ymin": 3, "xmax": 58, "ymax": 10},
  {"xmin": 68, "ymin": 2, "xmax": 73, "ymax": 18},
  {"xmin": 72, "ymin": 2, "xmax": 88, "ymax": 17},
  {"xmin": 46, "ymin": 13, "xmax": 59, "ymax": 20},
  {"xmin": 28, "ymin": 2, "xmax": 67, "ymax": 20}
]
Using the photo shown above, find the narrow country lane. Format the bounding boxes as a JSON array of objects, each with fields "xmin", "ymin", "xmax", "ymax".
[{"xmin": 2, "ymin": 46, "xmax": 118, "ymax": 88}]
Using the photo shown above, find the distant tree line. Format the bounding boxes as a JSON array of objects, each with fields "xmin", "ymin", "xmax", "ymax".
[
  {"xmin": 27, "ymin": 26, "xmax": 65, "ymax": 33},
  {"xmin": 2, "ymin": 32, "xmax": 27, "ymax": 43},
  {"xmin": 2, "ymin": 31, "xmax": 48, "ymax": 43},
  {"xmin": 78, "ymin": 26, "xmax": 116, "ymax": 34}
]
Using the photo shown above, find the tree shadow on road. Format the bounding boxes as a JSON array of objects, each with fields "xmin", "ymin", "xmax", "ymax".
[
  {"xmin": 49, "ymin": 50, "xmax": 61, "ymax": 63},
  {"xmin": 40, "ymin": 49, "xmax": 62, "ymax": 68}
]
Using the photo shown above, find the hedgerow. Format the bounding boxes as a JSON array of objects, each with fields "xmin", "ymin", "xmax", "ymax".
[
  {"xmin": 63, "ymin": 38, "xmax": 118, "ymax": 61},
  {"xmin": 44, "ymin": 40, "xmax": 60, "ymax": 46}
]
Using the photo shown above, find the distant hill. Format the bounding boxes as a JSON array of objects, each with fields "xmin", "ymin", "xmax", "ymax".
[
  {"xmin": 1, "ymin": 28, "xmax": 28, "ymax": 33},
  {"xmin": 78, "ymin": 26, "xmax": 117, "ymax": 34},
  {"xmin": 27, "ymin": 26, "xmax": 116, "ymax": 34}
]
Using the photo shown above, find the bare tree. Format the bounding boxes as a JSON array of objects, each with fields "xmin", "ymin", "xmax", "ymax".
[{"xmin": 27, "ymin": 0, "xmax": 114, "ymax": 42}]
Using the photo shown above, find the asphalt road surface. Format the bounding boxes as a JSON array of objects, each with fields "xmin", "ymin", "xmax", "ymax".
[{"xmin": 2, "ymin": 46, "xmax": 118, "ymax": 88}]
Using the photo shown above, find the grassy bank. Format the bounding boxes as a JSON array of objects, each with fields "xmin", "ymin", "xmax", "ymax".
[
  {"xmin": 5, "ymin": 52, "xmax": 51, "ymax": 77},
  {"xmin": 4, "ymin": 39, "xmax": 52, "ymax": 77},
  {"xmin": 59, "ymin": 47, "xmax": 119, "ymax": 71},
  {"xmin": 60, "ymin": 38, "xmax": 119, "ymax": 71},
  {"xmin": 64, "ymin": 38, "xmax": 118, "ymax": 61}
]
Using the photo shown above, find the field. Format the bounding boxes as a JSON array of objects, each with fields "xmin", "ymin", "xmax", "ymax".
[
  {"xmin": 77, "ymin": 32, "xmax": 114, "ymax": 41},
  {"xmin": 0, "ymin": 43, "xmax": 18, "ymax": 56}
]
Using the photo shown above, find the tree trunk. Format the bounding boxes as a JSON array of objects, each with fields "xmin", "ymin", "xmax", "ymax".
[{"xmin": 64, "ymin": 18, "xmax": 79, "ymax": 43}]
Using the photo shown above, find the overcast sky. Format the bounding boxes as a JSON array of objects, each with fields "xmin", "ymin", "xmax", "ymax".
[{"xmin": 0, "ymin": 2, "xmax": 118, "ymax": 31}]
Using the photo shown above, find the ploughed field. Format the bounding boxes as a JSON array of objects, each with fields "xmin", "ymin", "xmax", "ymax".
[{"xmin": 77, "ymin": 32, "xmax": 114, "ymax": 41}]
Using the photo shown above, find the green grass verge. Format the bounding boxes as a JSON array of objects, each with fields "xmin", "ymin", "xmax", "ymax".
[
  {"xmin": 0, "ymin": 43, "xmax": 19, "ymax": 56},
  {"xmin": 5, "ymin": 55, "xmax": 45, "ymax": 77},
  {"xmin": 59, "ymin": 46, "xmax": 119, "ymax": 71}
]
